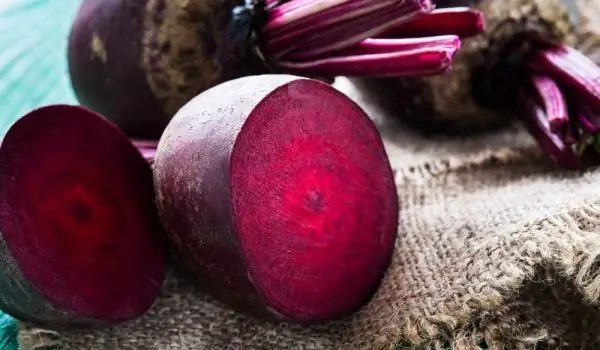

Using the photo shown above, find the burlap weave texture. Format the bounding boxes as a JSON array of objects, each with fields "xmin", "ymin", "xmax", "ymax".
[{"xmin": 13, "ymin": 78, "xmax": 591, "ymax": 349}]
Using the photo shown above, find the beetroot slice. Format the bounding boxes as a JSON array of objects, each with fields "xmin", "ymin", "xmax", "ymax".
[
  {"xmin": 0, "ymin": 105, "xmax": 166, "ymax": 328},
  {"xmin": 153, "ymin": 74, "xmax": 398, "ymax": 323}
]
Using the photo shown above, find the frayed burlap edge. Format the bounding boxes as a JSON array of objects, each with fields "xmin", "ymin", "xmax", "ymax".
[
  {"xmin": 366, "ymin": 148, "xmax": 600, "ymax": 350},
  {"xmin": 17, "ymin": 322, "xmax": 60, "ymax": 350},
  {"xmin": 391, "ymin": 201, "xmax": 600, "ymax": 349}
]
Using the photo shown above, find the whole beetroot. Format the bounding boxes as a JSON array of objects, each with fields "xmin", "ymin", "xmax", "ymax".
[
  {"xmin": 362, "ymin": 0, "xmax": 600, "ymax": 169},
  {"xmin": 0, "ymin": 105, "xmax": 166, "ymax": 329},
  {"xmin": 153, "ymin": 74, "xmax": 399, "ymax": 323},
  {"xmin": 67, "ymin": 0, "xmax": 486, "ymax": 138}
]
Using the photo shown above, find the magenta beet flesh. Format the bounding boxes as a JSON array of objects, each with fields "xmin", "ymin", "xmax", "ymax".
[
  {"xmin": 0, "ymin": 105, "xmax": 166, "ymax": 329},
  {"xmin": 153, "ymin": 74, "xmax": 399, "ymax": 323}
]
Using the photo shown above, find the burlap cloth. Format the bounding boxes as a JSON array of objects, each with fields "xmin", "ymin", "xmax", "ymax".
[{"xmin": 14, "ymin": 76, "xmax": 597, "ymax": 349}]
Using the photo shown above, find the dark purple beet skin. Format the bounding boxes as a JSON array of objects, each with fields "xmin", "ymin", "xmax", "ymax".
[
  {"xmin": 153, "ymin": 74, "xmax": 399, "ymax": 323},
  {"xmin": 0, "ymin": 105, "xmax": 166, "ymax": 329},
  {"xmin": 68, "ymin": 0, "xmax": 163, "ymax": 139}
]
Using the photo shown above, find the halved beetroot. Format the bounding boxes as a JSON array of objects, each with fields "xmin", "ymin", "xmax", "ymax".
[
  {"xmin": 0, "ymin": 105, "xmax": 166, "ymax": 329},
  {"xmin": 153, "ymin": 74, "xmax": 399, "ymax": 323}
]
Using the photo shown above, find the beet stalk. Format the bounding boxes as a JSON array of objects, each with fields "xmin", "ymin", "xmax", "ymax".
[
  {"xmin": 131, "ymin": 139, "xmax": 158, "ymax": 163},
  {"xmin": 0, "ymin": 105, "xmax": 167, "ymax": 329},
  {"xmin": 67, "ymin": 0, "xmax": 484, "ymax": 138},
  {"xmin": 153, "ymin": 74, "xmax": 398, "ymax": 324},
  {"xmin": 516, "ymin": 88, "xmax": 581, "ymax": 169},
  {"xmin": 526, "ymin": 73, "xmax": 569, "ymax": 135},
  {"xmin": 378, "ymin": 7, "xmax": 485, "ymax": 39},
  {"xmin": 360, "ymin": 0, "xmax": 600, "ymax": 169}
]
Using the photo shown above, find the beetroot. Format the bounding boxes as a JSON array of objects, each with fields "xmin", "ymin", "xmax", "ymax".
[
  {"xmin": 153, "ymin": 74, "xmax": 398, "ymax": 323},
  {"xmin": 0, "ymin": 105, "xmax": 166, "ymax": 329},
  {"xmin": 362, "ymin": 0, "xmax": 600, "ymax": 169},
  {"xmin": 66, "ymin": 0, "xmax": 484, "ymax": 138}
]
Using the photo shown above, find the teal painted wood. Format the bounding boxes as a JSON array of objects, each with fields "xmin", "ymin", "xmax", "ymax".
[
  {"xmin": 0, "ymin": 313, "xmax": 18, "ymax": 350},
  {"xmin": 0, "ymin": 0, "xmax": 82, "ymax": 348},
  {"xmin": 0, "ymin": 0, "xmax": 81, "ymax": 136}
]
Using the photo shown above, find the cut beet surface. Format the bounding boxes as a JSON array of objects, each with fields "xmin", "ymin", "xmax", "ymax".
[
  {"xmin": 0, "ymin": 105, "xmax": 166, "ymax": 329},
  {"xmin": 153, "ymin": 74, "xmax": 399, "ymax": 323}
]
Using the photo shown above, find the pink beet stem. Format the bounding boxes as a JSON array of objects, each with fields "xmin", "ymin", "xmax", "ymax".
[
  {"xmin": 137, "ymin": 149, "xmax": 157, "ymax": 163},
  {"xmin": 515, "ymin": 88, "xmax": 581, "ymax": 169},
  {"xmin": 578, "ymin": 112, "xmax": 599, "ymax": 135},
  {"xmin": 262, "ymin": 0, "xmax": 403, "ymax": 51},
  {"xmin": 276, "ymin": 39, "xmax": 459, "ymax": 77},
  {"xmin": 528, "ymin": 45, "xmax": 600, "ymax": 118},
  {"xmin": 527, "ymin": 74, "xmax": 569, "ymax": 135},
  {"xmin": 280, "ymin": 5, "xmax": 433, "ymax": 60},
  {"xmin": 315, "ymin": 35, "xmax": 459, "ymax": 57},
  {"xmin": 573, "ymin": 98, "xmax": 600, "ymax": 135},
  {"xmin": 378, "ymin": 7, "xmax": 486, "ymax": 39},
  {"xmin": 261, "ymin": 0, "xmax": 434, "ymax": 60},
  {"xmin": 131, "ymin": 139, "xmax": 158, "ymax": 163},
  {"xmin": 577, "ymin": 112, "xmax": 600, "ymax": 135},
  {"xmin": 131, "ymin": 139, "xmax": 159, "ymax": 149},
  {"xmin": 264, "ymin": 0, "xmax": 406, "ymax": 33}
]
